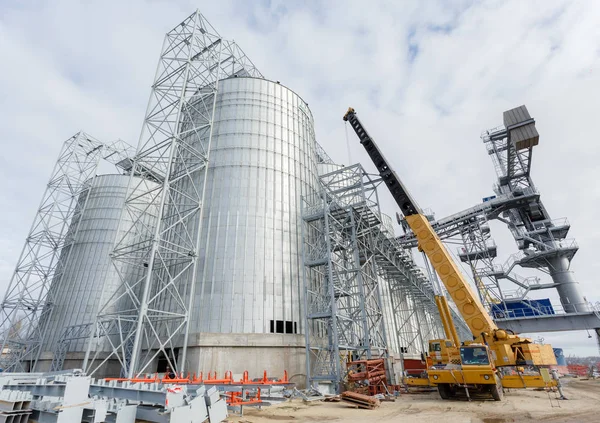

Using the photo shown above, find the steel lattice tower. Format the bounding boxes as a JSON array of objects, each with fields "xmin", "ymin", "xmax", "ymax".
[
  {"xmin": 301, "ymin": 164, "xmax": 468, "ymax": 392},
  {"xmin": 0, "ymin": 133, "xmax": 133, "ymax": 372},
  {"xmin": 83, "ymin": 10, "xmax": 262, "ymax": 378},
  {"xmin": 301, "ymin": 165, "xmax": 390, "ymax": 392},
  {"xmin": 396, "ymin": 105, "xmax": 600, "ymax": 348}
]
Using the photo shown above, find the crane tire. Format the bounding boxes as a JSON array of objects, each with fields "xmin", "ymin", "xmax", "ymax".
[
  {"xmin": 438, "ymin": 383, "xmax": 451, "ymax": 400},
  {"xmin": 490, "ymin": 375, "xmax": 504, "ymax": 401}
]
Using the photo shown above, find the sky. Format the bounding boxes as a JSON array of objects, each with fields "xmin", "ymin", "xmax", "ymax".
[{"xmin": 0, "ymin": 0, "xmax": 599, "ymax": 356}]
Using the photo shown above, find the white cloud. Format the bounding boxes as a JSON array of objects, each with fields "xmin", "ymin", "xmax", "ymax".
[{"xmin": 0, "ymin": 0, "xmax": 598, "ymax": 355}]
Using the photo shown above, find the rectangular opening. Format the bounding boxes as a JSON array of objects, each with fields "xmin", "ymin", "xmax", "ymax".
[
  {"xmin": 156, "ymin": 348, "xmax": 179, "ymax": 373},
  {"xmin": 270, "ymin": 320, "xmax": 298, "ymax": 334}
]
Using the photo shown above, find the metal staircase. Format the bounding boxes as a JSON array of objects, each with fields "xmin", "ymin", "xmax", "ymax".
[{"xmin": 302, "ymin": 164, "xmax": 470, "ymax": 391}]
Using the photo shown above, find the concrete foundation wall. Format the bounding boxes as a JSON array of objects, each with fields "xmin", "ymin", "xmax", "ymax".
[
  {"xmin": 185, "ymin": 333, "xmax": 306, "ymax": 387},
  {"xmin": 36, "ymin": 333, "xmax": 307, "ymax": 387},
  {"xmin": 36, "ymin": 352, "xmax": 123, "ymax": 379}
]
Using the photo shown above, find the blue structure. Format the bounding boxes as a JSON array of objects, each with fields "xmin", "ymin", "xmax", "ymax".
[
  {"xmin": 553, "ymin": 348, "xmax": 567, "ymax": 366},
  {"xmin": 492, "ymin": 299, "xmax": 555, "ymax": 319}
]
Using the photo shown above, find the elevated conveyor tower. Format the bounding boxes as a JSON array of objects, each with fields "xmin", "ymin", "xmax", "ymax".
[{"xmin": 398, "ymin": 106, "xmax": 600, "ymax": 349}]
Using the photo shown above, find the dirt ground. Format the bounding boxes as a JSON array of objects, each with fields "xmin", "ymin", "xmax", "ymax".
[{"xmin": 225, "ymin": 378, "xmax": 600, "ymax": 423}]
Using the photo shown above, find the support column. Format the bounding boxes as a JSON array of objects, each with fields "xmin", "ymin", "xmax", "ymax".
[{"xmin": 547, "ymin": 256, "xmax": 589, "ymax": 313}]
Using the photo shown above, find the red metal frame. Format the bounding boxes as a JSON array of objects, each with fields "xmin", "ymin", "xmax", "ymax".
[
  {"xmin": 104, "ymin": 369, "xmax": 290, "ymax": 387},
  {"xmin": 226, "ymin": 388, "xmax": 262, "ymax": 406}
]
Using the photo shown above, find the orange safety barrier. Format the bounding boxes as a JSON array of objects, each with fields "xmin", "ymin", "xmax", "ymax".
[
  {"xmin": 567, "ymin": 364, "xmax": 589, "ymax": 377},
  {"xmin": 259, "ymin": 370, "xmax": 289, "ymax": 385},
  {"xmin": 239, "ymin": 371, "xmax": 251, "ymax": 384},
  {"xmin": 191, "ymin": 372, "xmax": 203, "ymax": 383},
  {"xmin": 130, "ymin": 373, "xmax": 160, "ymax": 383},
  {"xmin": 104, "ymin": 369, "xmax": 291, "ymax": 386},
  {"xmin": 204, "ymin": 371, "xmax": 233, "ymax": 385},
  {"xmin": 162, "ymin": 372, "xmax": 192, "ymax": 384}
]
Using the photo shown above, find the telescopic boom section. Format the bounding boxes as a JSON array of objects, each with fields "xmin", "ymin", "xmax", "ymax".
[
  {"xmin": 343, "ymin": 107, "xmax": 498, "ymax": 339},
  {"xmin": 436, "ymin": 295, "xmax": 461, "ymax": 347},
  {"xmin": 343, "ymin": 108, "xmax": 421, "ymax": 217}
]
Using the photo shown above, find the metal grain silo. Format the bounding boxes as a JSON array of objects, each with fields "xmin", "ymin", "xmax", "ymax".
[
  {"xmin": 181, "ymin": 77, "xmax": 320, "ymax": 377},
  {"xmin": 37, "ymin": 174, "xmax": 157, "ymax": 371}
]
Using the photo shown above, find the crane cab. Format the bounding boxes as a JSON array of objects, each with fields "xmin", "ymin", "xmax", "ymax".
[
  {"xmin": 428, "ymin": 339, "xmax": 460, "ymax": 366},
  {"xmin": 459, "ymin": 344, "xmax": 494, "ymax": 368},
  {"xmin": 428, "ymin": 344, "xmax": 502, "ymax": 400}
]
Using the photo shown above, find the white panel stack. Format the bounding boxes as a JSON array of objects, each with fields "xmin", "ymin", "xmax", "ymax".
[{"xmin": 0, "ymin": 391, "xmax": 32, "ymax": 423}]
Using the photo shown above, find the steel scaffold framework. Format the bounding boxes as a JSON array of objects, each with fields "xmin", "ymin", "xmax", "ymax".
[
  {"xmin": 50, "ymin": 323, "xmax": 94, "ymax": 372},
  {"xmin": 84, "ymin": 10, "xmax": 263, "ymax": 378},
  {"xmin": 395, "ymin": 117, "xmax": 580, "ymax": 319},
  {"xmin": 477, "ymin": 119, "xmax": 587, "ymax": 317},
  {"xmin": 457, "ymin": 217, "xmax": 504, "ymax": 310},
  {"xmin": 377, "ymin": 244, "xmax": 451, "ymax": 358},
  {"xmin": 0, "ymin": 133, "xmax": 134, "ymax": 372},
  {"xmin": 301, "ymin": 164, "xmax": 467, "ymax": 391},
  {"xmin": 397, "ymin": 107, "xmax": 598, "ymax": 346},
  {"xmin": 301, "ymin": 165, "xmax": 389, "ymax": 391}
]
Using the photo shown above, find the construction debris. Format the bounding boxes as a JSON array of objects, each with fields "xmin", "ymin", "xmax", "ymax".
[
  {"xmin": 347, "ymin": 359, "xmax": 387, "ymax": 386},
  {"xmin": 0, "ymin": 370, "xmax": 297, "ymax": 423},
  {"xmin": 346, "ymin": 358, "xmax": 401, "ymax": 397},
  {"xmin": 373, "ymin": 393, "xmax": 395, "ymax": 402},
  {"xmin": 340, "ymin": 392, "xmax": 380, "ymax": 410}
]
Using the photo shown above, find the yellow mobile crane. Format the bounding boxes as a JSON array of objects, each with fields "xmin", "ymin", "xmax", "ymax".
[
  {"xmin": 430, "ymin": 294, "xmax": 461, "ymax": 366},
  {"xmin": 404, "ymin": 292, "xmax": 460, "ymax": 387},
  {"xmin": 344, "ymin": 108, "xmax": 560, "ymax": 401},
  {"xmin": 403, "ymin": 294, "xmax": 460, "ymax": 388},
  {"xmin": 403, "ymin": 260, "xmax": 461, "ymax": 388}
]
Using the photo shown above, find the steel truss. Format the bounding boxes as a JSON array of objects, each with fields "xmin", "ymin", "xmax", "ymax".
[
  {"xmin": 315, "ymin": 142, "xmax": 335, "ymax": 164},
  {"xmin": 457, "ymin": 216, "xmax": 503, "ymax": 310},
  {"xmin": 483, "ymin": 122, "xmax": 544, "ymax": 244},
  {"xmin": 301, "ymin": 164, "xmax": 468, "ymax": 392},
  {"xmin": 461, "ymin": 216, "xmax": 546, "ymax": 312},
  {"xmin": 0, "ymin": 133, "xmax": 133, "ymax": 372},
  {"xmin": 84, "ymin": 10, "xmax": 262, "ymax": 378},
  {"xmin": 382, "ymin": 280, "xmax": 443, "ymax": 357},
  {"xmin": 50, "ymin": 323, "xmax": 94, "ymax": 372},
  {"xmin": 477, "ymin": 114, "xmax": 587, "ymax": 317},
  {"xmin": 302, "ymin": 165, "xmax": 389, "ymax": 392},
  {"xmin": 395, "ymin": 106, "xmax": 598, "ymax": 339},
  {"xmin": 376, "ymin": 244, "xmax": 461, "ymax": 358}
]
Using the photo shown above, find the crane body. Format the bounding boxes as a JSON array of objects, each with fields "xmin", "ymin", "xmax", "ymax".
[
  {"xmin": 430, "ymin": 295, "xmax": 460, "ymax": 365},
  {"xmin": 404, "ymin": 294, "xmax": 463, "ymax": 388},
  {"xmin": 344, "ymin": 107, "xmax": 560, "ymax": 400},
  {"xmin": 404, "ymin": 294, "xmax": 460, "ymax": 387}
]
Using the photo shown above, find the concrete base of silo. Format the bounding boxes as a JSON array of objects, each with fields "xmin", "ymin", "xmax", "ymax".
[
  {"xmin": 35, "ymin": 333, "xmax": 307, "ymax": 386},
  {"xmin": 185, "ymin": 333, "xmax": 307, "ymax": 388},
  {"xmin": 35, "ymin": 351, "xmax": 125, "ymax": 378}
]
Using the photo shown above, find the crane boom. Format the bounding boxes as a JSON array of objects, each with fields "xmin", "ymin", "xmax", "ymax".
[
  {"xmin": 435, "ymin": 295, "xmax": 461, "ymax": 348},
  {"xmin": 343, "ymin": 107, "xmax": 497, "ymax": 339},
  {"xmin": 344, "ymin": 107, "xmax": 560, "ymax": 399}
]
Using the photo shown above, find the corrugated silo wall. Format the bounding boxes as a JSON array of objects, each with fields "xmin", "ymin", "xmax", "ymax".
[
  {"xmin": 36, "ymin": 174, "xmax": 158, "ymax": 375},
  {"xmin": 177, "ymin": 77, "xmax": 320, "ymax": 385}
]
